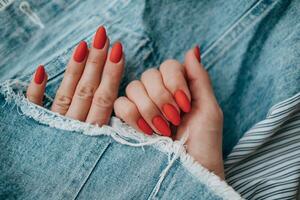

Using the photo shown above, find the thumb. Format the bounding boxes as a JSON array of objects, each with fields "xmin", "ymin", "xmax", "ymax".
[{"xmin": 184, "ymin": 46, "xmax": 216, "ymax": 105}]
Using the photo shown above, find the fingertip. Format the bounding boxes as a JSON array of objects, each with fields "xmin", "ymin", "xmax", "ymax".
[
  {"xmin": 73, "ymin": 41, "xmax": 88, "ymax": 62},
  {"xmin": 93, "ymin": 25, "xmax": 107, "ymax": 49},
  {"xmin": 194, "ymin": 45, "xmax": 201, "ymax": 63},
  {"xmin": 34, "ymin": 65, "xmax": 45, "ymax": 84},
  {"xmin": 27, "ymin": 65, "xmax": 47, "ymax": 105},
  {"xmin": 174, "ymin": 89, "xmax": 191, "ymax": 113},
  {"xmin": 137, "ymin": 117, "xmax": 153, "ymax": 135},
  {"xmin": 184, "ymin": 47, "xmax": 207, "ymax": 80},
  {"xmin": 110, "ymin": 41, "xmax": 123, "ymax": 63}
]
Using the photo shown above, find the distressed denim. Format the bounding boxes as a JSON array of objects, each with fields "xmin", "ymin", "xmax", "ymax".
[{"xmin": 0, "ymin": 0, "xmax": 299, "ymax": 199}]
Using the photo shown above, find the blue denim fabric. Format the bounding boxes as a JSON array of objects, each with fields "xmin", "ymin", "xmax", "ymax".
[
  {"xmin": 1, "ymin": 0, "xmax": 299, "ymax": 156},
  {"xmin": 0, "ymin": 81, "xmax": 236, "ymax": 199},
  {"xmin": 0, "ymin": 0, "xmax": 300, "ymax": 199}
]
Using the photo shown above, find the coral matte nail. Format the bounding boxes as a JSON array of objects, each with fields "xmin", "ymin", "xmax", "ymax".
[
  {"xmin": 137, "ymin": 118, "xmax": 153, "ymax": 135},
  {"xmin": 110, "ymin": 42, "xmax": 123, "ymax": 63},
  {"xmin": 174, "ymin": 90, "xmax": 191, "ymax": 113},
  {"xmin": 93, "ymin": 26, "xmax": 107, "ymax": 49},
  {"xmin": 152, "ymin": 116, "xmax": 171, "ymax": 137},
  {"xmin": 194, "ymin": 45, "xmax": 201, "ymax": 63},
  {"xmin": 74, "ymin": 41, "xmax": 88, "ymax": 62},
  {"xmin": 162, "ymin": 103, "xmax": 181, "ymax": 126},
  {"xmin": 34, "ymin": 65, "xmax": 45, "ymax": 84}
]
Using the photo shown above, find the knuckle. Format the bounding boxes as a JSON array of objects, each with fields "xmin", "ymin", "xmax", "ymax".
[
  {"xmin": 151, "ymin": 88, "xmax": 170, "ymax": 102},
  {"xmin": 141, "ymin": 68, "xmax": 160, "ymax": 80},
  {"xmin": 114, "ymin": 97, "xmax": 126, "ymax": 112},
  {"xmin": 122, "ymin": 105, "xmax": 136, "ymax": 119},
  {"xmin": 65, "ymin": 68, "xmax": 82, "ymax": 78},
  {"xmin": 139, "ymin": 101, "xmax": 154, "ymax": 115},
  {"xmin": 76, "ymin": 84, "xmax": 96, "ymax": 100},
  {"xmin": 206, "ymin": 104, "xmax": 224, "ymax": 123},
  {"xmin": 26, "ymin": 94, "xmax": 41, "ymax": 104},
  {"xmin": 53, "ymin": 93, "xmax": 72, "ymax": 111},
  {"xmin": 86, "ymin": 54, "xmax": 101, "ymax": 65},
  {"xmin": 160, "ymin": 59, "xmax": 182, "ymax": 71},
  {"xmin": 93, "ymin": 92, "xmax": 114, "ymax": 109},
  {"xmin": 126, "ymin": 80, "xmax": 142, "ymax": 94}
]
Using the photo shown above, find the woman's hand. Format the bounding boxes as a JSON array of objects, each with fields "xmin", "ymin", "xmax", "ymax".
[
  {"xmin": 26, "ymin": 26, "xmax": 125, "ymax": 125},
  {"xmin": 114, "ymin": 46, "xmax": 224, "ymax": 178}
]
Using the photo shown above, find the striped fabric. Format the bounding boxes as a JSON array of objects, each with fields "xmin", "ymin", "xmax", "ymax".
[{"xmin": 225, "ymin": 92, "xmax": 300, "ymax": 199}]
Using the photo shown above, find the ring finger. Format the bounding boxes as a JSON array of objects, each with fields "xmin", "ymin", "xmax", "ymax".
[
  {"xmin": 114, "ymin": 96, "xmax": 153, "ymax": 135},
  {"xmin": 125, "ymin": 80, "xmax": 171, "ymax": 137},
  {"xmin": 141, "ymin": 68, "xmax": 181, "ymax": 126}
]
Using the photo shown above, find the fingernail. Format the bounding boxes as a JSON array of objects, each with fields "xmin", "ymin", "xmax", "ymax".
[
  {"xmin": 137, "ymin": 118, "xmax": 153, "ymax": 135},
  {"xmin": 162, "ymin": 103, "xmax": 181, "ymax": 126},
  {"xmin": 152, "ymin": 116, "xmax": 171, "ymax": 137},
  {"xmin": 74, "ymin": 41, "xmax": 88, "ymax": 62},
  {"xmin": 93, "ymin": 26, "xmax": 107, "ymax": 49},
  {"xmin": 34, "ymin": 65, "xmax": 45, "ymax": 84},
  {"xmin": 194, "ymin": 45, "xmax": 201, "ymax": 63},
  {"xmin": 110, "ymin": 42, "xmax": 123, "ymax": 63},
  {"xmin": 174, "ymin": 90, "xmax": 191, "ymax": 113}
]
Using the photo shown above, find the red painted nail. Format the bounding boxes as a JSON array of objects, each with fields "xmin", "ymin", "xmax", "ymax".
[
  {"xmin": 194, "ymin": 45, "xmax": 201, "ymax": 63},
  {"xmin": 174, "ymin": 90, "xmax": 191, "ymax": 113},
  {"xmin": 137, "ymin": 118, "xmax": 153, "ymax": 135},
  {"xmin": 152, "ymin": 116, "xmax": 171, "ymax": 137},
  {"xmin": 74, "ymin": 41, "xmax": 88, "ymax": 62},
  {"xmin": 110, "ymin": 42, "xmax": 123, "ymax": 63},
  {"xmin": 162, "ymin": 103, "xmax": 181, "ymax": 126},
  {"xmin": 93, "ymin": 26, "xmax": 107, "ymax": 49},
  {"xmin": 34, "ymin": 65, "xmax": 45, "ymax": 84}
]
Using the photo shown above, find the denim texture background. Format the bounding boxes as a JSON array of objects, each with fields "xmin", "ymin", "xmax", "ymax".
[
  {"xmin": 1, "ymin": 0, "xmax": 299, "ymax": 156},
  {"xmin": 0, "ymin": 0, "xmax": 299, "ymax": 199}
]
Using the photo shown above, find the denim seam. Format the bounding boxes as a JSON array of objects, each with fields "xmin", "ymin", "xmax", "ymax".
[
  {"xmin": 203, "ymin": 0, "xmax": 279, "ymax": 71},
  {"xmin": 58, "ymin": 141, "xmax": 111, "ymax": 199},
  {"xmin": 0, "ymin": 79, "xmax": 243, "ymax": 200},
  {"xmin": 72, "ymin": 142, "xmax": 111, "ymax": 200}
]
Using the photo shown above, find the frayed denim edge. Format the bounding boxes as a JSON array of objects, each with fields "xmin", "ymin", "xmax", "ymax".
[{"xmin": 0, "ymin": 79, "xmax": 243, "ymax": 200}]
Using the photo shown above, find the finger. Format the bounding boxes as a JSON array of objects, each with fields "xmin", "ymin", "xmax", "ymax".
[
  {"xmin": 86, "ymin": 42, "xmax": 124, "ymax": 125},
  {"xmin": 159, "ymin": 59, "xmax": 191, "ymax": 113},
  {"xmin": 184, "ymin": 46, "xmax": 217, "ymax": 105},
  {"xmin": 126, "ymin": 80, "xmax": 171, "ymax": 137},
  {"xmin": 114, "ymin": 96, "xmax": 153, "ymax": 135},
  {"xmin": 141, "ymin": 68, "xmax": 181, "ymax": 126},
  {"xmin": 66, "ymin": 26, "xmax": 109, "ymax": 121},
  {"xmin": 26, "ymin": 65, "xmax": 48, "ymax": 106},
  {"xmin": 51, "ymin": 41, "xmax": 88, "ymax": 115}
]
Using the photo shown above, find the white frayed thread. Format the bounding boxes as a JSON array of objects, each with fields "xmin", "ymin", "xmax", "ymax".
[
  {"xmin": 0, "ymin": 80, "xmax": 242, "ymax": 200},
  {"xmin": 148, "ymin": 133, "xmax": 189, "ymax": 199}
]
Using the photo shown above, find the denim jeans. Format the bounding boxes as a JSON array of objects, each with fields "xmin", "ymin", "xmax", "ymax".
[{"xmin": 0, "ymin": 0, "xmax": 299, "ymax": 199}]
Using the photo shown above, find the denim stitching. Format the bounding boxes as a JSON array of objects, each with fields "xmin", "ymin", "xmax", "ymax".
[{"xmin": 203, "ymin": 0, "xmax": 279, "ymax": 70}]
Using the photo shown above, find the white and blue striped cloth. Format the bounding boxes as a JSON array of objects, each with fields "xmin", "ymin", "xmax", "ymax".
[{"xmin": 225, "ymin": 92, "xmax": 300, "ymax": 199}]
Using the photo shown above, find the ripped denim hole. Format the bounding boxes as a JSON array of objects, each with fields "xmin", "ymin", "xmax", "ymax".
[{"xmin": 0, "ymin": 79, "xmax": 242, "ymax": 200}]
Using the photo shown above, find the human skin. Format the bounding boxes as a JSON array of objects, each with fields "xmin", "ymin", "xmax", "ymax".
[
  {"xmin": 26, "ymin": 25, "xmax": 224, "ymax": 179},
  {"xmin": 114, "ymin": 47, "xmax": 224, "ymax": 178},
  {"xmin": 27, "ymin": 26, "xmax": 125, "ymax": 125}
]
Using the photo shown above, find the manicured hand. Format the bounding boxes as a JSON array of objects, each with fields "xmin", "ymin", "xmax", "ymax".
[
  {"xmin": 114, "ymin": 46, "xmax": 224, "ymax": 178},
  {"xmin": 114, "ymin": 59, "xmax": 191, "ymax": 136},
  {"xmin": 26, "ymin": 26, "xmax": 125, "ymax": 126}
]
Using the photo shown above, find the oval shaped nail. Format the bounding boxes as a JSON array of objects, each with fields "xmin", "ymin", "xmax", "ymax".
[
  {"xmin": 152, "ymin": 116, "xmax": 171, "ymax": 137},
  {"xmin": 162, "ymin": 103, "xmax": 181, "ymax": 126}
]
